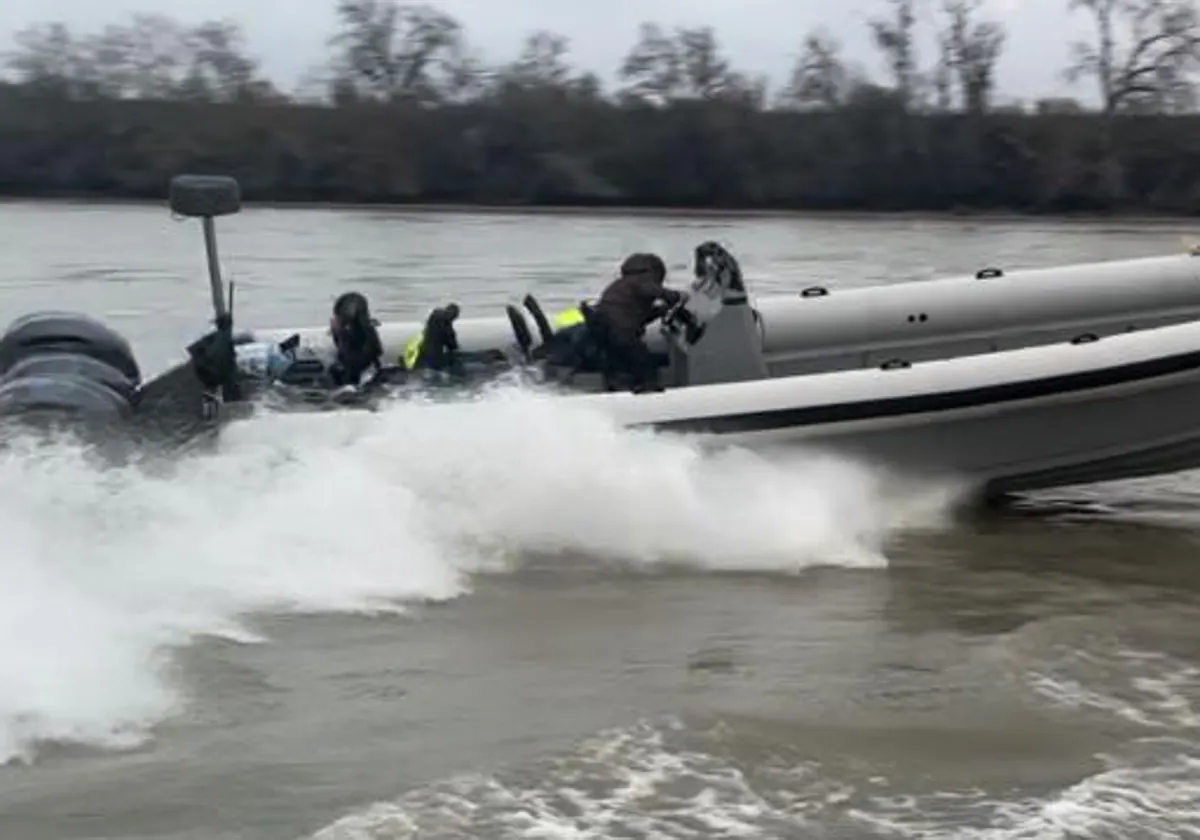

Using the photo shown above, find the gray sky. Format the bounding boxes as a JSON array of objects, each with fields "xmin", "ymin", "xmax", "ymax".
[{"xmin": 0, "ymin": 0, "xmax": 1098, "ymax": 105}]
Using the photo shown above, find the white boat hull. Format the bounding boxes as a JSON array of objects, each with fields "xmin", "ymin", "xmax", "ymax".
[
  {"xmin": 227, "ymin": 248, "xmax": 1200, "ymax": 498},
  {"xmin": 533, "ymin": 318, "xmax": 1200, "ymax": 496}
]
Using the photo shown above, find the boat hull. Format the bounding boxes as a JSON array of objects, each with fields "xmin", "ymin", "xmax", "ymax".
[
  {"xmin": 226, "ymin": 253, "xmax": 1200, "ymax": 498},
  {"xmin": 563, "ymin": 319, "xmax": 1200, "ymax": 496}
]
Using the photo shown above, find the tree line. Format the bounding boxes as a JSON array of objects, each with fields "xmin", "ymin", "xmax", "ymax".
[{"xmin": 2, "ymin": 0, "xmax": 1200, "ymax": 213}]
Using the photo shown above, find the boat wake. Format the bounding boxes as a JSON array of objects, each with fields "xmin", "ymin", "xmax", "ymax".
[
  {"xmin": 0, "ymin": 384, "xmax": 961, "ymax": 764},
  {"xmin": 309, "ymin": 632, "xmax": 1200, "ymax": 840}
]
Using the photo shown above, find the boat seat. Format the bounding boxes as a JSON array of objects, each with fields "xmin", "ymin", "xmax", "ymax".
[
  {"xmin": 504, "ymin": 304, "xmax": 534, "ymax": 361},
  {"xmin": 522, "ymin": 294, "xmax": 556, "ymax": 346}
]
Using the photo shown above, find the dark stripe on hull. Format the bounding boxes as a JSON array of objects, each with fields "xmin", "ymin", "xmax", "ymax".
[{"xmin": 642, "ymin": 348, "xmax": 1200, "ymax": 435}]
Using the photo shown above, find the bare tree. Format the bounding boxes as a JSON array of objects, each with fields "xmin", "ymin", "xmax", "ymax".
[
  {"xmin": 619, "ymin": 23, "xmax": 754, "ymax": 103},
  {"xmin": 932, "ymin": 27, "xmax": 955, "ymax": 110},
  {"xmin": 675, "ymin": 27, "xmax": 734, "ymax": 98},
  {"xmin": 942, "ymin": 0, "xmax": 1007, "ymax": 113},
  {"xmin": 4, "ymin": 14, "xmax": 271, "ymax": 101},
  {"xmin": 328, "ymin": 0, "xmax": 466, "ymax": 103},
  {"xmin": 504, "ymin": 30, "xmax": 573, "ymax": 88},
  {"xmin": 618, "ymin": 22, "xmax": 684, "ymax": 103},
  {"xmin": 1065, "ymin": 0, "xmax": 1200, "ymax": 114},
  {"xmin": 439, "ymin": 45, "xmax": 488, "ymax": 103},
  {"xmin": 180, "ymin": 20, "xmax": 270, "ymax": 102},
  {"xmin": 780, "ymin": 29, "xmax": 853, "ymax": 109},
  {"xmin": 329, "ymin": 0, "xmax": 399, "ymax": 97},
  {"xmin": 86, "ymin": 13, "xmax": 193, "ymax": 99},
  {"xmin": 2, "ymin": 22, "xmax": 96, "ymax": 97},
  {"xmin": 869, "ymin": 0, "xmax": 919, "ymax": 107}
]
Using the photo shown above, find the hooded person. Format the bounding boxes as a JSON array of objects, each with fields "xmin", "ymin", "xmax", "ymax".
[
  {"xmin": 405, "ymin": 302, "xmax": 462, "ymax": 377},
  {"xmin": 592, "ymin": 253, "xmax": 684, "ymax": 392},
  {"xmin": 328, "ymin": 291, "xmax": 384, "ymax": 387}
]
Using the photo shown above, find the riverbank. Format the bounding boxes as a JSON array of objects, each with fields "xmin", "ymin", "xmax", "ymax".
[{"xmin": 2, "ymin": 91, "xmax": 1199, "ymax": 216}]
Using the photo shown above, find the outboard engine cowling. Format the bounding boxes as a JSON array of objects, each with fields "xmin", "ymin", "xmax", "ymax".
[
  {"xmin": 0, "ymin": 374, "xmax": 132, "ymax": 419},
  {"xmin": 3, "ymin": 353, "xmax": 138, "ymax": 401},
  {"xmin": 0, "ymin": 312, "xmax": 141, "ymax": 383},
  {"xmin": 0, "ymin": 312, "xmax": 139, "ymax": 427}
]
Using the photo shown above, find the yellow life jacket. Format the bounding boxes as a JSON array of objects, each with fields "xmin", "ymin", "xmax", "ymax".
[
  {"xmin": 403, "ymin": 332, "xmax": 424, "ymax": 370},
  {"xmin": 553, "ymin": 306, "xmax": 585, "ymax": 330}
]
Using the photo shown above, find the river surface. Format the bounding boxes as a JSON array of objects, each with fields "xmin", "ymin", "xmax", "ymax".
[{"xmin": 0, "ymin": 201, "xmax": 1199, "ymax": 840}]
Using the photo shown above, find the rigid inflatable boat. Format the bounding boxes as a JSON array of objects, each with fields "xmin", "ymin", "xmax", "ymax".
[{"xmin": 3, "ymin": 173, "xmax": 1200, "ymax": 498}]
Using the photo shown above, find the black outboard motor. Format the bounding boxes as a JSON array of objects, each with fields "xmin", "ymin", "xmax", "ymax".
[
  {"xmin": 0, "ymin": 174, "xmax": 242, "ymax": 451},
  {"xmin": 0, "ymin": 312, "xmax": 141, "ymax": 432}
]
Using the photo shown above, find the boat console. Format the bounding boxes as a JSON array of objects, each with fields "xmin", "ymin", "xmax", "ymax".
[{"xmin": 658, "ymin": 241, "xmax": 768, "ymax": 387}]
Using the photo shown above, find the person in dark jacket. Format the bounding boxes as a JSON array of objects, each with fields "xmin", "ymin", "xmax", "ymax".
[
  {"xmin": 538, "ymin": 302, "xmax": 604, "ymax": 373},
  {"xmin": 328, "ymin": 291, "xmax": 384, "ymax": 387},
  {"xmin": 593, "ymin": 253, "xmax": 684, "ymax": 392},
  {"xmin": 406, "ymin": 303, "xmax": 462, "ymax": 377}
]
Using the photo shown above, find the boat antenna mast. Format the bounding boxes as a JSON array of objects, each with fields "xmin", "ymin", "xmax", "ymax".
[{"xmin": 168, "ymin": 174, "xmax": 244, "ymax": 401}]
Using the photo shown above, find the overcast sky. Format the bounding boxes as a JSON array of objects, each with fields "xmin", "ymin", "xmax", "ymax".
[{"xmin": 0, "ymin": 0, "xmax": 1099, "ymax": 105}]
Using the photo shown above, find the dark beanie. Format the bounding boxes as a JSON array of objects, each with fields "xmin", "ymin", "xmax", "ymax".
[{"xmin": 620, "ymin": 253, "xmax": 667, "ymax": 282}]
